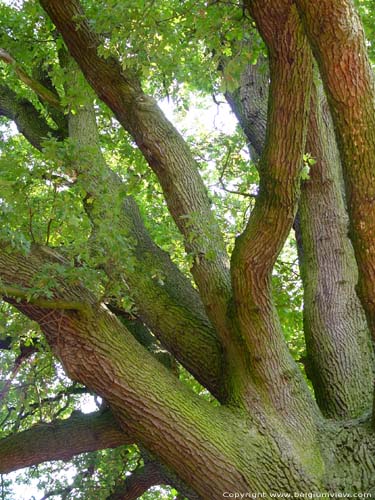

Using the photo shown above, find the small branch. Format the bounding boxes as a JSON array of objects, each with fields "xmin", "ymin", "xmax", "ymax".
[
  {"xmin": 40, "ymin": 487, "xmax": 72, "ymax": 500},
  {"xmin": 0, "ymin": 284, "xmax": 89, "ymax": 312},
  {"xmin": 218, "ymin": 148, "xmax": 256, "ymax": 199},
  {"xmin": 0, "ymin": 48, "xmax": 61, "ymax": 109}
]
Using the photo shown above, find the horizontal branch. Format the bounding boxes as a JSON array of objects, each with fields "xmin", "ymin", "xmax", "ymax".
[{"xmin": 0, "ymin": 410, "xmax": 131, "ymax": 474}]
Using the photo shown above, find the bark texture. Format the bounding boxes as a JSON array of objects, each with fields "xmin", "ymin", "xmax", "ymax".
[
  {"xmin": 296, "ymin": 0, "xmax": 375, "ymax": 338},
  {"xmin": 232, "ymin": 0, "xmax": 319, "ymax": 434},
  {"xmin": 226, "ymin": 58, "xmax": 373, "ymax": 419},
  {"xmin": 1, "ymin": 0, "xmax": 375, "ymax": 496},
  {"xmin": 0, "ymin": 411, "xmax": 130, "ymax": 474},
  {"xmin": 299, "ymin": 81, "xmax": 373, "ymax": 418}
]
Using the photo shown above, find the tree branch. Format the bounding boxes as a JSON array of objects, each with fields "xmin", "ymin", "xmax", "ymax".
[
  {"xmin": 1, "ymin": 49, "xmax": 224, "ymax": 400},
  {"xmin": 61, "ymin": 60, "xmax": 224, "ymax": 400},
  {"xmin": 295, "ymin": 0, "xmax": 375, "ymax": 341},
  {"xmin": 39, "ymin": 0, "xmax": 233, "ymax": 351},
  {"xmin": 0, "ymin": 283, "xmax": 89, "ymax": 312},
  {"xmin": 0, "ymin": 85, "xmax": 64, "ymax": 149},
  {"xmin": 0, "ymin": 246, "xmax": 253, "ymax": 496},
  {"xmin": 226, "ymin": 51, "xmax": 373, "ymax": 419},
  {"xmin": 230, "ymin": 0, "xmax": 319, "ymax": 432},
  {"xmin": 107, "ymin": 463, "xmax": 167, "ymax": 500},
  {"xmin": 0, "ymin": 410, "xmax": 131, "ymax": 474}
]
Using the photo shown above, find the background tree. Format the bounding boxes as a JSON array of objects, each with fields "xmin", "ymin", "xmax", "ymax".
[{"xmin": 1, "ymin": 0, "xmax": 375, "ymax": 498}]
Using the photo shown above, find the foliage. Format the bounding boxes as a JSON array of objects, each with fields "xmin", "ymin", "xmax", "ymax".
[{"xmin": 2, "ymin": 0, "xmax": 373, "ymax": 497}]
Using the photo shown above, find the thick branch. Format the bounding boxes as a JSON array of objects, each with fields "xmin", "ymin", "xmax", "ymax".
[
  {"xmin": 0, "ymin": 247, "xmax": 260, "ymax": 496},
  {"xmin": 62, "ymin": 62, "xmax": 224, "ymax": 399},
  {"xmin": 0, "ymin": 410, "xmax": 131, "ymax": 474},
  {"xmin": 39, "ymin": 0, "xmax": 233, "ymax": 348},
  {"xmin": 225, "ymin": 56, "xmax": 268, "ymax": 161},
  {"xmin": 226, "ymin": 57, "xmax": 373, "ymax": 419}
]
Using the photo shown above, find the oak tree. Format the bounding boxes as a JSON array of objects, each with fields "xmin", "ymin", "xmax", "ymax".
[{"xmin": 1, "ymin": 0, "xmax": 375, "ymax": 498}]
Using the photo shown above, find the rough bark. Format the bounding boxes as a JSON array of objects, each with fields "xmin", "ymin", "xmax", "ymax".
[
  {"xmin": 39, "ymin": 0, "xmax": 233, "ymax": 355},
  {"xmin": 295, "ymin": 0, "xmax": 375, "ymax": 339},
  {"xmin": 226, "ymin": 58, "xmax": 373, "ymax": 419},
  {"xmin": 231, "ymin": 0, "xmax": 319, "ymax": 435},
  {"xmin": 0, "ymin": 410, "xmax": 130, "ymax": 474},
  {"xmin": 2, "ymin": 0, "xmax": 375, "ymax": 496},
  {"xmin": 299, "ymin": 81, "xmax": 373, "ymax": 418},
  {"xmin": 225, "ymin": 55, "xmax": 268, "ymax": 161}
]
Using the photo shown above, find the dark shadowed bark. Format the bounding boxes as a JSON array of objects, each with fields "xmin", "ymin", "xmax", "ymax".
[{"xmin": 0, "ymin": 411, "xmax": 130, "ymax": 474}]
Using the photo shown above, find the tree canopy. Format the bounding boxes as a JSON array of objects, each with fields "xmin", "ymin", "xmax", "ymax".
[{"xmin": 1, "ymin": 0, "xmax": 375, "ymax": 499}]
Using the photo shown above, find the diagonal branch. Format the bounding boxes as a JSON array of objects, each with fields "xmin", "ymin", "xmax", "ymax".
[
  {"xmin": 0, "ymin": 59, "xmax": 224, "ymax": 400},
  {"xmin": 39, "ymin": 0, "xmax": 233, "ymax": 348},
  {"xmin": 295, "ymin": 0, "xmax": 375, "ymax": 341},
  {"xmin": 0, "ymin": 410, "xmax": 131, "ymax": 474},
  {"xmin": 63, "ymin": 59, "xmax": 224, "ymax": 400},
  {"xmin": 0, "ymin": 246, "xmax": 253, "ymax": 496},
  {"xmin": 0, "ymin": 85, "xmax": 64, "ymax": 149}
]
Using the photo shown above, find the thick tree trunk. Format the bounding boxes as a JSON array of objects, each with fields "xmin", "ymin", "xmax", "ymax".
[
  {"xmin": 0, "ymin": 248, "xmax": 327, "ymax": 497},
  {"xmin": 296, "ymin": 0, "xmax": 375, "ymax": 339},
  {"xmin": 226, "ymin": 57, "xmax": 373, "ymax": 420},
  {"xmin": 2, "ymin": 246, "xmax": 375, "ymax": 495}
]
